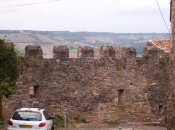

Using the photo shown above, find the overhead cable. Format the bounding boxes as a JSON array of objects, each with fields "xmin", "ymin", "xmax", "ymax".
[
  {"xmin": 0, "ymin": 0, "xmax": 61, "ymax": 8},
  {"xmin": 155, "ymin": 0, "xmax": 171, "ymax": 35}
]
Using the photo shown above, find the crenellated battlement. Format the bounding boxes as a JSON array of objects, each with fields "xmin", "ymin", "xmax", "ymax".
[
  {"xmin": 25, "ymin": 44, "xmax": 137, "ymax": 61},
  {"xmin": 78, "ymin": 46, "xmax": 94, "ymax": 58},
  {"xmin": 53, "ymin": 45, "xmax": 69, "ymax": 61},
  {"xmin": 25, "ymin": 45, "xmax": 43, "ymax": 59},
  {"xmin": 24, "ymin": 41, "xmax": 171, "ymax": 69},
  {"xmin": 100, "ymin": 45, "xmax": 116, "ymax": 58}
]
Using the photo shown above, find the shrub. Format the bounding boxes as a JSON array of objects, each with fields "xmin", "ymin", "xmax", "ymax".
[
  {"xmin": 53, "ymin": 116, "xmax": 65, "ymax": 127},
  {"xmin": 74, "ymin": 116, "xmax": 87, "ymax": 123},
  {"xmin": 104, "ymin": 120, "xmax": 120, "ymax": 126},
  {"xmin": 0, "ymin": 122, "xmax": 5, "ymax": 129}
]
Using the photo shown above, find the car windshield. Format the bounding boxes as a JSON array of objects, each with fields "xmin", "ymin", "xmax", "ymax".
[{"xmin": 12, "ymin": 111, "xmax": 42, "ymax": 121}]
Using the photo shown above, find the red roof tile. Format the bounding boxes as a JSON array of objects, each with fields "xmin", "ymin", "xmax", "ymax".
[{"xmin": 149, "ymin": 39, "xmax": 172, "ymax": 53}]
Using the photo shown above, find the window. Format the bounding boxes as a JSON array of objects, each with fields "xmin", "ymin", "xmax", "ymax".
[
  {"xmin": 158, "ymin": 105, "xmax": 164, "ymax": 115},
  {"xmin": 29, "ymin": 85, "xmax": 39, "ymax": 98},
  {"xmin": 118, "ymin": 89, "xmax": 124, "ymax": 105},
  {"xmin": 12, "ymin": 111, "xmax": 42, "ymax": 121}
]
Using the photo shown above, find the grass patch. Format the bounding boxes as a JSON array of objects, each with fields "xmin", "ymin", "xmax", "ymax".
[
  {"xmin": 0, "ymin": 122, "xmax": 6, "ymax": 129},
  {"xmin": 104, "ymin": 120, "xmax": 120, "ymax": 126},
  {"xmin": 53, "ymin": 116, "xmax": 65, "ymax": 127},
  {"xmin": 74, "ymin": 116, "xmax": 87, "ymax": 123}
]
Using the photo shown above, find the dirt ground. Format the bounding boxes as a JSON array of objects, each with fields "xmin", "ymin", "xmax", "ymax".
[
  {"xmin": 136, "ymin": 125, "xmax": 167, "ymax": 130},
  {"xmin": 3, "ymin": 125, "xmax": 167, "ymax": 130}
]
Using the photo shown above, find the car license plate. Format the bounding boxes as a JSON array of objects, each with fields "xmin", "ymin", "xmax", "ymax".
[{"xmin": 20, "ymin": 125, "xmax": 32, "ymax": 128}]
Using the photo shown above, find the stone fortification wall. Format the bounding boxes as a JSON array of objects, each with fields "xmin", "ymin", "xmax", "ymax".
[{"xmin": 3, "ymin": 43, "xmax": 171, "ymax": 125}]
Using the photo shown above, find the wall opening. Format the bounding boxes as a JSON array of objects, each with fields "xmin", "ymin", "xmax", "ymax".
[
  {"xmin": 158, "ymin": 105, "xmax": 164, "ymax": 115},
  {"xmin": 29, "ymin": 85, "xmax": 39, "ymax": 98},
  {"xmin": 118, "ymin": 89, "xmax": 124, "ymax": 105}
]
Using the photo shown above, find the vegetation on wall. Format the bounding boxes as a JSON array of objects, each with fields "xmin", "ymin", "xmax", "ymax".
[{"xmin": 0, "ymin": 39, "xmax": 19, "ymax": 120}]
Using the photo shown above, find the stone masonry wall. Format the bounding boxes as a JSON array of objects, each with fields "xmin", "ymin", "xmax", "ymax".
[
  {"xmin": 3, "ymin": 43, "xmax": 171, "ymax": 125},
  {"xmin": 167, "ymin": 0, "xmax": 175, "ymax": 129}
]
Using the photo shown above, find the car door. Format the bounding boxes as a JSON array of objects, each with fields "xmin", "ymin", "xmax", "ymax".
[{"xmin": 43, "ymin": 110, "xmax": 53, "ymax": 130}]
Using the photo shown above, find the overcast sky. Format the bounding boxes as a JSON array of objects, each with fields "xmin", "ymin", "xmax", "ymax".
[{"xmin": 0, "ymin": 0, "xmax": 171, "ymax": 33}]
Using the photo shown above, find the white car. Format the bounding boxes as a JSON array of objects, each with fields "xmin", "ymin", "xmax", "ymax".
[{"xmin": 7, "ymin": 108, "xmax": 54, "ymax": 130}]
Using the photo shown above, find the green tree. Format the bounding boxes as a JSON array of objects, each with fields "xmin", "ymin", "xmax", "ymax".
[{"xmin": 0, "ymin": 39, "xmax": 18, "ymax": 120}]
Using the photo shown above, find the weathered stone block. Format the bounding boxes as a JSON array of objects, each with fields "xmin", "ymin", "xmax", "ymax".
[
  {"xmin": 78, "ymin": 46, "xmax": 94, "ymax": 58},
  {"xmin": 25, "ymin": 45, "xmax": 43, "ymax": 59},
  {"xmin": 53, "ymin": 45, "xmax": 69, "ymax": 61},
  {"xmin": 122, "ymin": 48, "xmax": 136, "ymax": 57},
  {"xmin": 100, "ymin": 45, "xmax": 115, "ymax": 59}
]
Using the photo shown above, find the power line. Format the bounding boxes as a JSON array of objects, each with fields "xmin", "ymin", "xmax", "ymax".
[
  {"xmin": 0, "ymin": 0, "xmax": 61, "ymax": 8},
  {"xmin": 155, "ymin": 0, "xmax": 171, "ymax": 35}
]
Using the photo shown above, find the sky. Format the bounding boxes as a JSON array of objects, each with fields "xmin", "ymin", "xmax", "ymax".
[{"xmin": 0, "ymin": 0, "xmax": 171, "ymax": 33}]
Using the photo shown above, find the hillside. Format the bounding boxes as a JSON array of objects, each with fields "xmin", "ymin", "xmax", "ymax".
[{"xmin": 0, "ymin": 30, "xmax": 169, "ymax": 57}]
